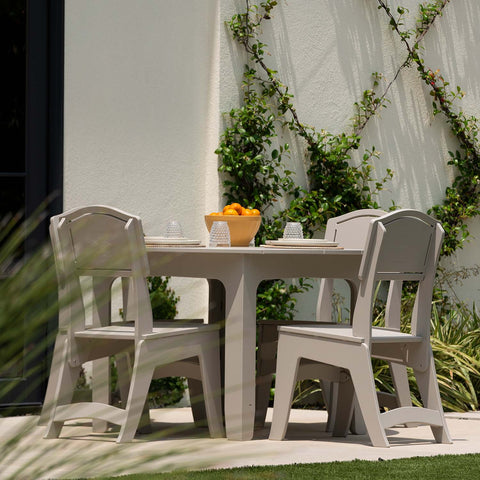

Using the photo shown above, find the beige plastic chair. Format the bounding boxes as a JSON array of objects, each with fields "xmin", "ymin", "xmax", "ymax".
[
  {"xmin": 269, "ymin": 209, "xmax": 452, "ymax": 447},
  {"xmin": 40, "ymin": 213, "xmax": 208, "ymax": 432},
  {"xmin": 256, "ymin": 209, "xmax": 413, "ymax": 429},
  {"xmin": 42, "ymin": 205, "xmax": 224, "ymax": 442}
]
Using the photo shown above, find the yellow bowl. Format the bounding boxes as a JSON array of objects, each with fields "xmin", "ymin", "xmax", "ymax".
[{"xmin": 204, "ymin": 214, "xmax": 262, "ymax": 247}]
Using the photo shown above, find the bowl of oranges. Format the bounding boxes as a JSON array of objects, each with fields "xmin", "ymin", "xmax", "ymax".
[{"xmin": 205, "ymin": 203, "xmax": 261, "ymax": 246}]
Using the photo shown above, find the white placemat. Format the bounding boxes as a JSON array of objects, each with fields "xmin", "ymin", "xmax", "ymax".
[
  {"xmin": 265, "ymin": 239, "xmax": 338, "ymax": 247},
  {"xmin": 144, "ymin": 236, "xmax": 201, "ymax": 246}
]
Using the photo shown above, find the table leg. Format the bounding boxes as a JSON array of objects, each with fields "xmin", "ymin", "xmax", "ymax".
[
  {"xmin": 223, "ymin": 272, "xmax": 258, "ymax": 441},
  {"xmin": 92, "ymin": 278, "xmax": 112, "ymax": 433},
  {"xmin": 207, "ymin": 279, "xmax": 226, "ymax": 326},
  {"xmin": 207, "ymin": 279, "xmax": 226, "ymax": 414}
]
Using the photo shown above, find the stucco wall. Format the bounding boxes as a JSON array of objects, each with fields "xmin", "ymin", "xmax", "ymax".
[
  {"xmin": 64, "ymin": 0, "xmax": 221, "ymax": 318},
  {"xmin": 64, "ymin": 1, "xmax": 480, "ymax": 320}
]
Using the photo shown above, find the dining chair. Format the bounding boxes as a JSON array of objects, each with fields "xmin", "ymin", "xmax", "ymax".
[
  {"xmin": 256, "ymin": 209, "xmax": 412, "ymax": 430},
  {"xmin": 42, "ymin": 205, "xmax": 224, "ymax": 442},
  {"xmin": 40, "ymin": 213, "xmax": 210, "ymax": 433},
  {"xmin": 269, "ymin": 209, "xmax": 452, "ymax": 447}
]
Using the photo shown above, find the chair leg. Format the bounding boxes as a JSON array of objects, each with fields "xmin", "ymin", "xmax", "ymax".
[
  {"xmin": 338, "ymin": 362, "xmax": 411, "ymax": 435},
  {"xmin": 38, "ymin": 334, "xmax": 67, "ymax": 426},
  {"xmin": 187, "ymin": 378, "xmax": 208, "ymax": 428},
  {"xmin": 331, "ymin": 373, "xmax": 354, "ymax": 437},
  {"xmin": 324, "ymin": 380, "xmax": 337, "ymax": 432},
  {"xmin": 269, "ymin": 337, "xmax": 301, "ymax": 441},
  {"xmin": 117, "ymin": 341, "xmax": 155, "ymax": 443},
  {"xmin": 44, "ymin": 338, "xmax": 81, "ymax": 439},
  {"xmin": 390, "ymin": 361, "xmax": 412, "ymax": 407},
  {"xmin": 389, "ymin": 361, "xmax": 417, "ymax": 428},
  {"xmin": 255, "ymin": 374, "xmax": 273, "ymax": 428},
  {"xmin": 137, "ymin": 398, "xmax": 153, "ymax": 434},
  {"xmin": 255, "ymin": 323, "xmax": 278, "ymax": 428},
  {"xmin": 349, "ymin": 395, "xmax": 367, "ymax": 435},
  {"xmin": 115, "ymin": 352, "xmax": 132, "ymax": 409},
  {"xmin": 198, "ymin": 334, "xmax": 225, "ymax": 438},
  {"xmin": 414, "ymin": 357, "xmax": 452, "ymax": 444},
  {"xmin": 92, "ymin": 357, "xmax": 111, "ymax": 433},
  {"xmin": 116, "ymin": 351, "xmax": 151, "ymax": 433},
  {"xmin": 348, "ymin": 346, "xmax": 389, "ymax": 447},
  {"xmin": 326, "ymin": 380, "xmax": 367, "ymax": 435}
]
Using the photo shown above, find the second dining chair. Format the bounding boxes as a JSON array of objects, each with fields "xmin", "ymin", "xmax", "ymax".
[
  {"xmin": 255, "ymin": 209, "xmax": 412, "ymax": 431},
  {"xmin": 42, "ymin": 205, "xmax": 224, "ymax": 442},
  {"xmin": 269, "ymin": 209, "xmax": 452, "ymax": 447}
]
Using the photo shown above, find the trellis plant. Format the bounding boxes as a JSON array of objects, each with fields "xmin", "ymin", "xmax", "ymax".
[
  {"xmin": 224, "ymin": 1, "xmax": 393, "ymax": 238},
  {"xmin": 377, "ymin": 0, "xmax": 480, "ymax": 255},
  {"xmin": 217, "ymin": 0, "xmax": 393, "ymax": 319},
  {"xmin": 216, "ymin": 0, "xmax": 480, "ymax": 409}
]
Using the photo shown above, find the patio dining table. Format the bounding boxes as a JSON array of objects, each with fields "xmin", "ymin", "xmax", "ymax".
[{"xmin": 146, "ymin": 245, "xmax": 363, "ymax": 441}]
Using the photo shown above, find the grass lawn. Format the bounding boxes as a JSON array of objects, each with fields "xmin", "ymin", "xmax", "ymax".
[{"xmin": 84, "ymin": 454, "xmax": 480, "ymax": 479}]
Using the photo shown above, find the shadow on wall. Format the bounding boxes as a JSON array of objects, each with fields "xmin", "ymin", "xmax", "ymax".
[
  {"xmin": 220, "ymin": 1, "xmax": 479, "ymax": 214},
  {"xmin": 220, "ymin": 0, "xmax": 311, "ymax": 196},
  {"xmin": 328, "ymin": 1, "xmax": 480, "ymax": 211},
  {"xmin": 424, "ymin": 2, "xmax": 480, "ymax": 103}
]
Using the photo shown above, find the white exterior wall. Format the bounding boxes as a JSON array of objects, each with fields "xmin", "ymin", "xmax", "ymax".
[
  {"xmin": 64, "ymin": 0, "xmax": 221, "ymax": 318},
  {"xmin": 64, "ymin": 1, "xmax": 480, "ymax": 320}
]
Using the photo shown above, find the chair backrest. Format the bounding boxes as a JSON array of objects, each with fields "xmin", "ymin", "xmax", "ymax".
[
  {"xmin": 55, "ymin": 206, "xmax": 149, "ymax": 277},
  {"xmin": 50, "ymin": 206, "xmax": 152, "ymax": 362},
  {"xmin": 324, "ymin": 209, "xmax": 387, "ymax": 249},
  {"xmin": 316, "ymin": 209, "xmax": 386, "ymax": 321},
  {"xmin": 359, "ymin": 209, "xmax": 441, "ymax": 282},
  {"xmin": 353, "ymin": 209, "xmax": 444, "ymax": 343}
]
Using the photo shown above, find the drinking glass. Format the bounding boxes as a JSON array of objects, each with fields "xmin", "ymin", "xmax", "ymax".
[
  {"xmin": 283, "ymin": 222, "xmax": 303, "ymax": 239},
  {"xmin": 209, "ymin": 221, "xmax": 231, "ymax": 247},
  {"xmin": 166, "ymin": 220, "xmax": 184, "ymax": 238}
]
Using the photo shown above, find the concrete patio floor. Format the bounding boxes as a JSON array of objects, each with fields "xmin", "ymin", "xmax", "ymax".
[{"xmin": 1, "ymin": 408, "xmax": 480, "ymax": 479}]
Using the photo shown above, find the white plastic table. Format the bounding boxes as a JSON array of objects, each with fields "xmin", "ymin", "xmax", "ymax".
[{"xmin": 147, "ymin": 246, "xmax": 363, "ymax": 441}]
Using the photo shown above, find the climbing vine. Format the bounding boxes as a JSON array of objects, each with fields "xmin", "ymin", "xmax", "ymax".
[
  {"xmin": 216, "ymin": 0, "xmax": 480, "ymax": 319},
  {"xmin": 376, "ymin": 0, "xmax": 480, "ymax": 255},
  {"xmin": 214, "ymin": 0, "xmax": 480, "ymax": 409},
  {"xmin": 219, "ymin": 0, "xmax": 393, "ymax": 243},
  {"xmin": 218, "ymin": 0, "xmax": 480, "ymax": 257},
  {"xmin": 217, "ymin": 0, "xmax": 395, "ymax": 319},
  {"xmin": 216, "ymin": 65, "xmax": 297, "ymax": 214}
]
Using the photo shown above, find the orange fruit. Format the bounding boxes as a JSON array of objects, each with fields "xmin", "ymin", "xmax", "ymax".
[
  {"xmin": 223, "ymin": 208, "xmax": 239, "ymax": 215},
  {"xmin": 230, "ymin": 202, "xmax": 243, "ymax": 214},
  {"xmin": 209, "ymin": 212, "xmax": 222, "ymax": 216},
  {"xmin": 223, "ymin": 204, "xmax": 232, "ymax": 213},
  {"xmin": 251, "ymin": 209, "xmax": 260, "ymax": 216},
  {"xmin": 241, "ymin": 208, "xmax": 254, "ymax": 216}
]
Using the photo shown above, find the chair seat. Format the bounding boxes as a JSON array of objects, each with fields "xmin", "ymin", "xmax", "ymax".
[
  {"xmin": 278, "ymin": 324, "xmax": 423, "ymax": 345},
  {"xmin": 371, "ymin": 327, "xmax": 422, "ymax": 344},
  {"xmin": 278, "ymin": 324, "xmax": 364, "ymax": 343},
  {"xmin": 75, "ymin": 323, "xmax": 219, "ymax": 341}
]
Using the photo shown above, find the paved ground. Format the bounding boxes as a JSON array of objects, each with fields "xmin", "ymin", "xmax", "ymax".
[{"xmin": 1, "ymin": 408, "xmax": 480, "ymax": 479}]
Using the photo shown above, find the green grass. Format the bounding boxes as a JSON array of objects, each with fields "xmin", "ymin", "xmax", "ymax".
[{"xmin": 86, "ymin": 454, "xmax": 480, "ymax": 479}]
